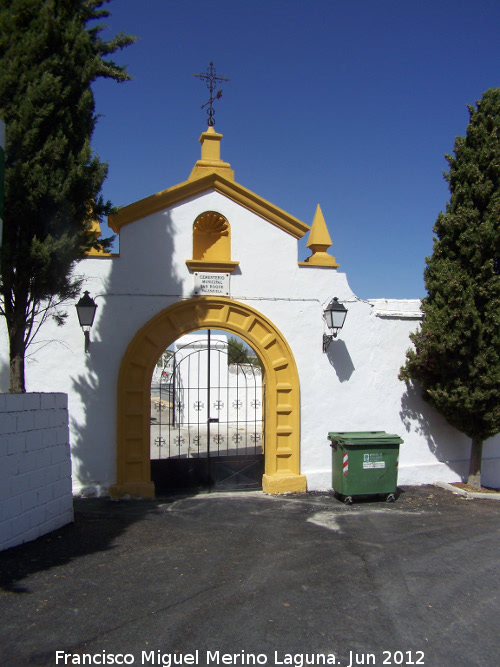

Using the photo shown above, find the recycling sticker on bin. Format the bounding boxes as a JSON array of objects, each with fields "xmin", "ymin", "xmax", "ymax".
[{"xmin": 363, "ymin": 452, "xmax": 386, "ymax": 469}]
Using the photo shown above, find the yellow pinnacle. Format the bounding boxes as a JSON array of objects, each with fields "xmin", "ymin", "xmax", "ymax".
[
  {"xmin": 307, "ymin": 204, "xmax": 332, "ymax": 249},
  {"xmin": 86, "ymin": 218, "xmax": 111, "ymax": 257},
  {"xmin": 302, "ymin": 204, "xmax": 339, "ymax": 267}
]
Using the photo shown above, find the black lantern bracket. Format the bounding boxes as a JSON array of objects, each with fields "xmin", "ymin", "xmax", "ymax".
[
  {"xmin": 322, "ymin": 297, "xmax": 348, "ymax": 352},
  {"xmin": 75, "ymin": 291, "xmax": 98, "ymax": 353}
]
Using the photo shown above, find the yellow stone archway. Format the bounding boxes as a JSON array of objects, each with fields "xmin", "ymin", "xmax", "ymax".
[{"xmin": 109, "ymin": 297, "xmax": 306, "ymax": 498}]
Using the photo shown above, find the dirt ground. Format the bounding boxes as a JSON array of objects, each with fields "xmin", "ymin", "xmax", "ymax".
[{"xmin": 451, "ymin": 482, "xmax": 500, "ymax": 494}]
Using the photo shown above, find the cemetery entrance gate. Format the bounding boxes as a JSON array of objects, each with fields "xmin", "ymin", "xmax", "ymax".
[{"xmin": 150, "ymin": 330, "xmax": 264, "ymax": 493}]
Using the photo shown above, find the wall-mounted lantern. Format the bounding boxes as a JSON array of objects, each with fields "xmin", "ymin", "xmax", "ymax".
[
  {"xmin": 323, "ymin": 297, "xmax": 348, "ymax": 352},
  {"xmin": 75, "ymin": 291, "xmax": 97, "ymax": 353}
]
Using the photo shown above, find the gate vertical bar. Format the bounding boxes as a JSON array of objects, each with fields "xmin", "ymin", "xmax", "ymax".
[
  {"xmin": 197, "ymin": 347, "xmax": 201, "ymax": 457},
  {"xmin": 207, "ymin": 329, "xmax": 211, "ymax": 490},
  {"xmin": 226, "ymin": 352, "xmax": 229, "ymax": 454},
  {"xmin": 172, "ymin": 351, "xmax": 176, "ymax": 428}
]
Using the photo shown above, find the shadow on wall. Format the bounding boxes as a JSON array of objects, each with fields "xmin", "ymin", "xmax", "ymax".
[
  {"xmin": 400, "ymin": 380, "xmax": 470, "ymax": 478},
  {"xmin": 0, "ymin": 359, "xmax": 9, "ymax": 392},
  {"xmin": 326, "ymin": 338, "xmax": 355, "ymax": 382},
  {"xmin": 69, "ymin": 209, "xmax": 184, "ymax": 494}
]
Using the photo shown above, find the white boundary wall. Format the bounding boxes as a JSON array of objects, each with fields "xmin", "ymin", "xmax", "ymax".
[
  {"xmin": 0, "ymin": 188, "xmax": 499, "ymax": 494},
  {"xmin": 0, "ymin": 393, "xmax": 73, "ymax": 551}
]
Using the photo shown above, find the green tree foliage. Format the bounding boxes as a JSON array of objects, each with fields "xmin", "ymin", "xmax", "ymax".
[
  {"xmin": 399, "ymin": 88, "xmax": 500, "ymax": 490},
  {"xmin": 0, "ymin": 0, "xmax": 134, "ymax": 392},
  {"xmin": 228, "ymin": 336, "xmax": 252, "ymax": 365}
]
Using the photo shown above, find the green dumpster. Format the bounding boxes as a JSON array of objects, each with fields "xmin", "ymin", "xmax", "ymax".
[{"xmin": 328, "ymin": 431, "xmax": 403, "ymax": 503}]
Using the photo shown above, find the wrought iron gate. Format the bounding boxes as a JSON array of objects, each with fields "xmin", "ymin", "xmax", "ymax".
[{"xmin": 150, "ymin": 330, "xmax": 264, "ymax": 493}]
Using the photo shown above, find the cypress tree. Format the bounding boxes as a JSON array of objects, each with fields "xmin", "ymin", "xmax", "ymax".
[
  {"xmin": 0, "ymin": 0, "xmax": 134, "ymax": 392},
  {"xmin": 400, "ymin": 88, "xmax": 500, "ymax": 490}
]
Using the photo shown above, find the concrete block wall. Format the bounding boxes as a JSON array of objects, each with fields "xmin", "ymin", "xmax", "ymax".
[{"xmin": 0, "ymin": 393, "xmax": 74, "ymax": 551}]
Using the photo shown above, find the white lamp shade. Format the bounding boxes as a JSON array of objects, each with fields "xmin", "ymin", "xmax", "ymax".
[{"xmin": 324, "ymin": 298, "xmax": 347, "ymax": 331}]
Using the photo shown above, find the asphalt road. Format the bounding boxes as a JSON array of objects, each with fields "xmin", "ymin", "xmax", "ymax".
[{"xmin": 0, "ymin": 486, "xmax": 499, "ymax": 667}]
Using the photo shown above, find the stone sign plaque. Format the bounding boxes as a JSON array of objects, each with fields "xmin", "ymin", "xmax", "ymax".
[{"xmin": 194, "ymin": 272, "xmax": 230, "ymax": 296}]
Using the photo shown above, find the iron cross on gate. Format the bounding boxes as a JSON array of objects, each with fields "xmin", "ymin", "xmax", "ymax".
[{"xmin": 194, "ymin": 61, "xmax": 229, "ymax": 126}]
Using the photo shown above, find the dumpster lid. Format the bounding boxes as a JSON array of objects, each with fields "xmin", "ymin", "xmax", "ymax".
[{"xmin": 328, "ymin": 431, "xmax": 403, "ymax": 446}]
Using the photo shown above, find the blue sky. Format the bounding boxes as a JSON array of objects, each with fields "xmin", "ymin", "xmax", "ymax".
[{"xmin": 91, "ymin": 0, "xmax": 500, "ymax": 300}]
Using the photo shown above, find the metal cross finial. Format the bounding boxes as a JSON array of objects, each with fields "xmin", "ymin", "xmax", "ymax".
[{"xmin": 194, "ymin": 61, "xmax": 229, "ymax": 127}]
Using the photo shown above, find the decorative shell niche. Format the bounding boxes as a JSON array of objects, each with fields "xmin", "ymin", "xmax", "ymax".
[{"xmin": 186, "ymin": 210, "xmax": 239, "ymax": 272}]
